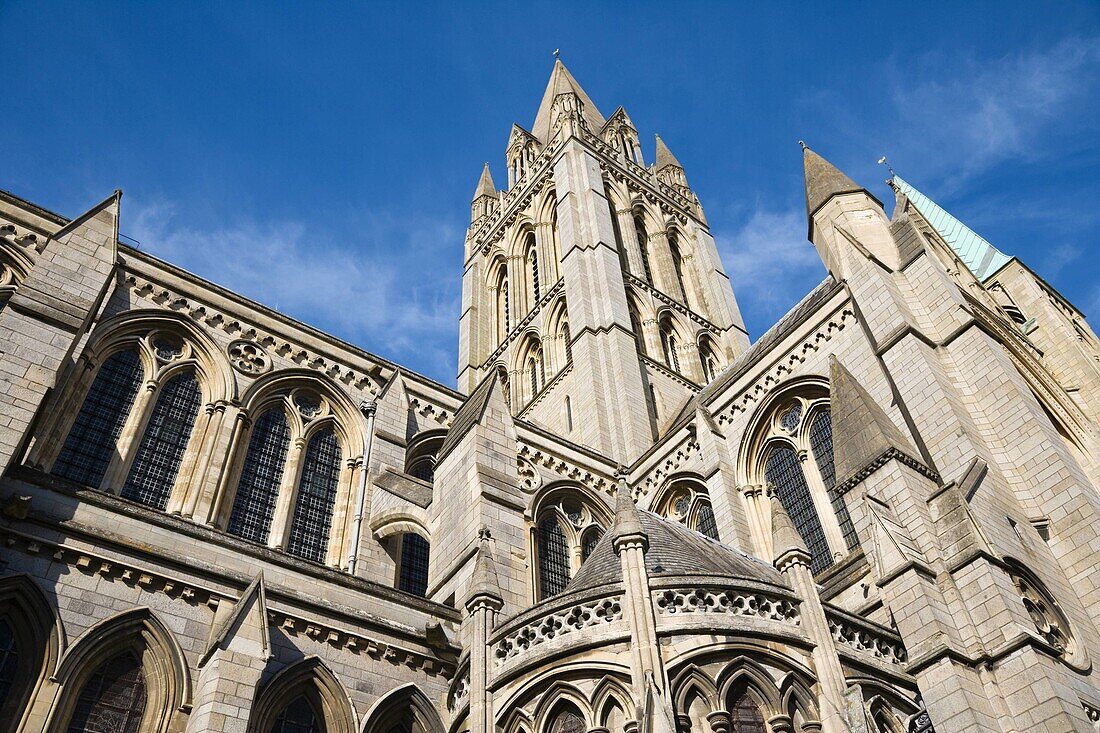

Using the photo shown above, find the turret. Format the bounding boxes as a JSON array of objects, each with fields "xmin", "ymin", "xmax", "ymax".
[{"xmin": 470, "ymin": 163, "xmax": 497, "ymax": 222}]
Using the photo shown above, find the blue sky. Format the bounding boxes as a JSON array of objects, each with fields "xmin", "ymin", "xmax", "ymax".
[{"xmin": 2, "ymin": 2, "xmax": 1098, "ymax": 385}]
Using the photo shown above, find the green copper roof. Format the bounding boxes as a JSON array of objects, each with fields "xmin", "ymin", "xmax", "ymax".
[{"xmin": 892, "ymin": 175, "xmax": 1013, "ymax": 281}]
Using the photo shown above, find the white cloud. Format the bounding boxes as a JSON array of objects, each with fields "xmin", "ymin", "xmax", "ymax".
[
  {"xmin": 887, "ymin": 36, "xmax": 1100, "ymax": 187},
  {"xmin": 717, "ymin": 207, "xmax": 826, "ymax": 335},
  {"xmin": 125, "ymin": 199, "xmax": 461, "ymax": 383}
]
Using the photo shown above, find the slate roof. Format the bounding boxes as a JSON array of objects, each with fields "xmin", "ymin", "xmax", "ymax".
[
  {"xmin": 564, "ymin": 510, "xmax": 785, "ymax": 593},
  {"xmin": 655, "ymin": 135, "xmax": 683, "ymax": 170},
  {"xmin": 437, "ymin": 373, "xmax": 497, "ymax": 462},
  {"xmin": 892, "ymin": 175, "xmax": 1013, "ymax": 281},
  {"xmin": 802, "ymin": 144, "xmax": 880, "ymax": 221}
]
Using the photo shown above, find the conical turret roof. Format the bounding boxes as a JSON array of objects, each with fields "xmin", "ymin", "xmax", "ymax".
[
  {"xmin": 532, "ymin": 59, "xmax": 607, "ymax": 142},
  {"xmin": 801, "ymin": 142, "xmax": 879, "ymax": 219},
  {"xmin": 772, "ymin": 501, "xmax": 808, "ymax": 557},
  {"xmin": 472, "ymin": 162, "xmax": 496, "ymax": 201}
]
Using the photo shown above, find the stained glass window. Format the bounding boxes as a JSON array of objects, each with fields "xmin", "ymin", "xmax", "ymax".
[
  {"xmin": 765, "ymin": 445, "xmax": 832, "ymax": 573},
  {"xmin": 809, "ymin": 410, "xmax": 858, "ymax": 550},
  {"xmin": 581, "ymin": 527, "xmax": 603, "ymax": 561},
  {"xmin": 286, "ymin": 428, "xmax": 342, "ymax": 563},
  {"xmin": 729, "ymin": 691, "xmax": 765, "ymax": 733},
  {"xmin": 548, "ymin": 707, "xmax": 585, "ymax": 733},
  {"xmin": 120, "ymin": 371, "xmax": 201, "ymax": 510},
  {"xmin": 54, "ymin": 350, "xmax": 143, "ymax": 488},
  {"xmin": 269, "ymin": 695, "xmax": 321, "ymax": 733},
  {"xmin": 0, "ymin": 619, "xmax": 18, "ymax": 710},
  {"xmin": 66, "ymin": 650, "xmax": 146, "ymax": 733},
  {"xmin": 398, "ymin": 533, "xmax": 430, "ymax": 597},
  {"xmin": 537, "ymin": 515, "xmax": 570, "ymax": 599},
  {"xmin": 228, "ymin": 409, "xmax": 291, "ymax": 543},
  {"xmin": 696, "ymin": 503, "xmax": 719, "ymax": 540}
]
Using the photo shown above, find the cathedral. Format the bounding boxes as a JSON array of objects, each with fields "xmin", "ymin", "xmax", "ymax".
[{"xmin": 1, "ymin": 59, "xmax": 1099, "ymax": 733}]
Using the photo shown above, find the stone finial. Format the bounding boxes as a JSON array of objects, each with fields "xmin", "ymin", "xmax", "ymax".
[
  {"xmin": 801, "ymin": 142, "xmax": 880, "ymax": 221},
  {"xmin": 465, "ymin": 526, "xmax": 503, "ymax": 610},
  {"xmin": 610, "ymin": 472, "xmax": 646, "ymax": 551},
  {"xmin": 828, "ymin": 356, "xmax": 923, "ymax": 486}
]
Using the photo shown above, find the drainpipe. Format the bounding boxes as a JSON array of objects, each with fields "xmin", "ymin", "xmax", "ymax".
[{"xmin": 347, "ymin": 400, "xmax": 377, "ymax": 574}]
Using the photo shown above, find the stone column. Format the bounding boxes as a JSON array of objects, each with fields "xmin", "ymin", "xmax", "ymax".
[{"xmin": 465, "ymin": 528, "xmax": 504, "ymax": 733}]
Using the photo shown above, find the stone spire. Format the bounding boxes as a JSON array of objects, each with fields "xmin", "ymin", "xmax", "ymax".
[
  {"xmin": 654, "ymin": 135, "xmax": 683, "ymax": 171},
  {"xmin": 828, "ymin": 356, "xmax": 921, "ymax": 484},
  {"xmin": 532, "ymin": 59, "xmax": 606, "ymax": 142},
  {"xmin": 472, "ymin": 162, "xmax": 496, "ymax": 201},
  {"xmin": 800, "ymin": 141, "xmax": 879, "ymax": 219}
]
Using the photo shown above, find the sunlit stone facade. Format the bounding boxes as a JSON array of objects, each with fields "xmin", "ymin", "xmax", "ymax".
[{"xmin": 1, "ymin": 61, "xmax": 1099, "ymax": 733}]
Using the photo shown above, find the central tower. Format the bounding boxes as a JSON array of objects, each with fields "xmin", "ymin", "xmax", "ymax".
[{"xmin": 458, "ymin": 60, "xmax": 749, "ymax": 462}]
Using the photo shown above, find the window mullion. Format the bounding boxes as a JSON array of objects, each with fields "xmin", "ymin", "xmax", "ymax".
[
  {"xmin": 102, "ymin": 379, "xmax": 157, "ymax": 493},
  {"xmin": 268, "ymin": 436, "xmax": 307, "ymax": 550},
  {"xmin": 799, "ymin": 448, "xmax": 847, "ymax": 561}
]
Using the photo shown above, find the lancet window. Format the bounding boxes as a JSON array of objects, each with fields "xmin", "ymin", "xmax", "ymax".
[
  {"xmin": 225, "ymin": 387, "xmax": 352, "ymax": 567},
  {"xmin": 660, "ymin": 323, "xmax": 681, "ymax": 373},
  {"xmin": 527, "ymin": 234, "xmax": 541, "ymax": 305},
  {"xmin": 729, "ymin": 690, "xmax": 766, "ymax": 733},
  {"xmin": 752, "ymin": 391, "xmax": 857, "ymax": 574},
  {"xmin": 669, "ymin": 232, "xmax": 689, "ymax": 305},
  {"xmin": 699, "ymin": 337, "xmax": 721, "ymax": 384},
  {"xmin": 534, "ymin": 493, "xmax": 609, "ymax": 600},
  {"xmin": 396, "ymin": 532, "xmax": 431, "ymax": 597},
  {"xmin": 546, "ymin": 706, "xmax": 585, "ymax": 733},
  {"xmin": 65, "ymin": 651, "xmax": 147, "ymax": 733},
  {"xmin": 657, "ymin": 481, "xmax": 720, "ymax": 540},
  {"xmin": 270, "ymin": 696, "xmax": 322, "ymax": 733},
  {"xmin": 634, "ymin": 215, "xmax": 653, "ymax": 285},
  {"xmin": 50, "ymin": 330, "xmax": 208, "ymax": 512}
]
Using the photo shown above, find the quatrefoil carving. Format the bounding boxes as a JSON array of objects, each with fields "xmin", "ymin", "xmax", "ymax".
[{"xmin": 227, "ymin": 339, "xmax": 272, "ymax": 375}]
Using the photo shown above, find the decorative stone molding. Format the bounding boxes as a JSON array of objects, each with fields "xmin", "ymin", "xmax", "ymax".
[
  {"xmin": 408, "ymin": 397, "xmax": 453, "ymax": 428},
  {"xmin": 625, "ymin": 274, "xmax": 721, "ymax": 333},
  {"xmin": 517, "ymin": 443, "xmax": 615, "ymax": 497},
  {"xmin": 492, "ymin": 594, "xmax": 623, "ymax": 665},
  {"xmin": 0, "ymin": 526, "xmax": 455, "ymax": 677},
  {"xmin": 446, "ymin": 663, "xmax": 470, "ymax": 713},
  {"xmin": 653, "ymin": 587, "xmax": 799, "ymax": 625},
  {"xmin": 834, "ymin": 447, "xmax": 940, "ymax": 497},
  {"xmin": 479, "ymin": 280, "xmax": 565, "ymax": 370},
  {"xmin": 824, "ymin": 609, "xmax": 907, "ymax": 665},
  {"xmin": 123, "ymin": 274, "xmax": 381, "ymax": 394},
  {"xmin": 640, "ymin": 438, "xmax": 701, "ymax": 494},
  {"xmin": 713, "ymin": 309, "xmax": 855, "ymax": 426},
  {"xmin": 227, "ymin": 338, "xmax": 272, "ymax": 375}
]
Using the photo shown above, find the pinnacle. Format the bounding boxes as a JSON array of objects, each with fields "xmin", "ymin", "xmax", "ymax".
[
  {"xmin": 801, "ymin": 142, "xmax": 875, "ymax": 219},
  {"xmin": 654, "ymin": 134, "xmax": 683, "ymax": 170},
  {"xmin": 472, "ymin": 162, "xmax": 496, "ymax": 201},
  {"xmin": 772, "ymin": 500, "xmax": 808, "ymax": 557},
  {"xmin": 610, "ymin": 472, "xmax": 645, "ymax": 547},
  {"xmin": 828, "ymin": 356, "xmax": 922, "ymax": 484},
  {"xmin": 531, "ymin": 59, "xmax": 606, "ymax": 143}
]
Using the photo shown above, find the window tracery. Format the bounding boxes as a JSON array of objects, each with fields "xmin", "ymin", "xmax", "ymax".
[
  {"xmin": 1007, "ymin": 562, "xmax": 1075, "ymax": 658},
  {"xmin": 658, "ymin": 482, "xmax": 720, "ymax": 540},
  {"xmin": 65, "ymin": 651, "xmax": 147, "ymax": 733},
  {"xmin": 749, "ymin": 390, "xmax": 856, "ymax": 574},
  {"xmin": 534, "ymin": 494, "xmax": 608, "ymax": 600}
]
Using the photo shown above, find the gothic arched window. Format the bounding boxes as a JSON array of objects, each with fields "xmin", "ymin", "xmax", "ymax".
[
  {"xmin": 0, "ymin": 619, "xmax": 19, "ymax": 719},
  {"xmin": 228, "ymin": 408, "xmax": 291, "ymax": 543},
  {"xmin": 752, "ymin": 392, "xmax": 856, "ymax": 574},
  {"xmin": 669, "ymin": 233, "xmax": 689, "ymax": 305},
  {"xmin": 53, "ymin": 349, "xmax": 143, "ymax": 489},
  {"xmin": 765, "ymin": 445, "xmax": 831, "ymax": 573},
  {"xmin": 729, "ymin": 690, "xmax": 765, "ymax": 733},
  {"xmin": 269, "ymin": 695, "xmax": 322, "ymax": 733},
  {"xmin": 699, "ymin": 337, "xmax": 722, "ymax": 384},
  {"xmin": 397, "ymin": 533, "xmax": 431, "ymax": 597},
  {"xmin": 286, "ymin": 428, "xmax": 342, "ymax": 563},
  {"xmin": 658, "ymin": 482, "xmax": 720, "ymax": 540},
  {"xmin": 527, "ymin": 236, "xmax": 541, "ymax": 305},
  {"xmin": 120, "ymin": 370, "xmax": 201, "ymax": 510},
  {"xmin": 546, "ymin": 706, "xmax": 585, "ymax": 733},
  {"xmin": 634, "ymin": 215, "xmax": 653, "ymax": 285},
  {"xmin": 629, "ymin": 304, "xmax": 646, "ymax": 356},
  {"xmin": 535, "ymin": 494, "xmax": 608, "ymax": 600},
  {"xmin": 661, "ymin": 325, "xmax": 681, "ymax": 373},
  {"xmin": 65, "ymin": 650, "xmax": 147, "ymax": 733}
]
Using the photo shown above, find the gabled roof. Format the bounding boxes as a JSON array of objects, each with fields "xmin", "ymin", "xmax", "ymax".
[
  {"xmin": 436, "ymin": 372, "xmax": 498, "ymax": 462},
  {"xmin": 891, "ymin": 175, "xmax": 1013, "ymax": 281},
  {"xmin": 531, "ymin": 59, "xmax": 606, "ymax": 143}
]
